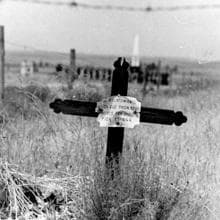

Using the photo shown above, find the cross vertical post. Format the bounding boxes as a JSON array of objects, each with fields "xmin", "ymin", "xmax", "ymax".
[
  {"xmin": 0, "ymin": 26, "xmax": 5, "ymax": 104},
  {"xmin": 106, "ymin": 58, "xmax": 129, "ymax": 163}
]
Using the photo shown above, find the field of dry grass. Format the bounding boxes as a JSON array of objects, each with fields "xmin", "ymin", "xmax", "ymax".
[{"xmin": 0, "ymin": 58, "xmax": 220, "ymax": 219}]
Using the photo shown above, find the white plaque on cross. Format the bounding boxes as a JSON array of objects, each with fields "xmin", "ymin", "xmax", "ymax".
[{"xmin": 96, "ymin": 95, "xmax": 141, "ymax": 128}]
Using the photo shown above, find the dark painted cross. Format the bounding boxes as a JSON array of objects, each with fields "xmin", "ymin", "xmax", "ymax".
[{"xmin": 50, "ymin": 57, "xmax": 187, "ymax": 166}]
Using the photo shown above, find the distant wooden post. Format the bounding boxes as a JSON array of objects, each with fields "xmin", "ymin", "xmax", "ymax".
[
  {"xmin": 156, "ymin": 60, "xmax": 161, "ymax": 90},
  {"xmin": 0, "ymin": 26, "xmax": 5, "ymax": 103},
  {"xmin": 170, "ymin": 65, "xmax": 178, "ymax": 89},
  {"xmin": 68, "ymin": 49, "xmax": 76, "ymax": 89}
]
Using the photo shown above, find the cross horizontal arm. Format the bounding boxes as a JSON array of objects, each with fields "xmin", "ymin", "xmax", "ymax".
[
  {"xmin": 140, "ymin": 108, "xmax": 186, "ymax": 126},
  {"xmin": 50, "ymin": 99, "xmax": 98, "ymax": 117},
  {"xmin": 49, "ymin": 99, "xmax": 187, "ymax": 126}
]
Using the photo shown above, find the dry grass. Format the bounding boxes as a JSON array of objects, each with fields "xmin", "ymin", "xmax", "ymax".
[
  {"xmin": 0, "ymin": 161, "xmax": 91, "ymax": 219},
  {"xmin": 0, "ymin": 73, "xmax": 219, "ymax": 219}
]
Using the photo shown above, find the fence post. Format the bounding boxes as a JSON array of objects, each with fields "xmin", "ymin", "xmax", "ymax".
[
  {"xmin": 0, "ymin": 26, "xmax": 5, "ymax": 103},
  {"xmin": 68, "ymin": 49, "xmax": 76, "ymax": 89},
  {"xmin": 157, "ymin": 60, "xmax": 161, "ymax": 90}
]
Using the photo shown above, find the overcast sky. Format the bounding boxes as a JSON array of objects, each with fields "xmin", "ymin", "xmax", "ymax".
[{"xmin": 1, "ymin": 0, "xmax": 220, "ymax": 61}]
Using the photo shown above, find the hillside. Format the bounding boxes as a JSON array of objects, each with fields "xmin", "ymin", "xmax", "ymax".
[{"xmin": 5, "ymin": 50, "xmax": 220, "ymax": 76}]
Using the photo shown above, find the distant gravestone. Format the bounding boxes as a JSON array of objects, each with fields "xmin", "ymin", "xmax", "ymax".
[{"xmin": 20, "ymin": 61, "xmax": 34, "ymax": 77}]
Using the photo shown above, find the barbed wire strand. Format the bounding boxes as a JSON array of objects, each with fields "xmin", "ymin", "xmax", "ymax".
[
  {"xmin": 5, "ymin": 41, "xmax": 100, "ymax": 66},
  {"xmin": 4, "ymin": 0, "xmax": 220, "ymax": 12},
  {"xmin": 6, "ymin": 41, "xmax": 69, "ymax": 58}
]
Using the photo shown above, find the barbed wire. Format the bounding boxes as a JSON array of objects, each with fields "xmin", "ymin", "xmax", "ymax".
[
  {"xmin": 5, "ymin": 41, "xmax": 101, "ymax": 66},
  {"xmin": 6, "ymin": 41, "xmax": 69, "ymax": 58},
  {"xmin": 4, "ymin": 0, "xmax": 220, "ymax": 12}
]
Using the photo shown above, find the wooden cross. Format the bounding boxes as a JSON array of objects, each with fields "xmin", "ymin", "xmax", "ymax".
[{"xmin": 50, "ymin": 57, "xmax": 187, "ymax": 165}]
